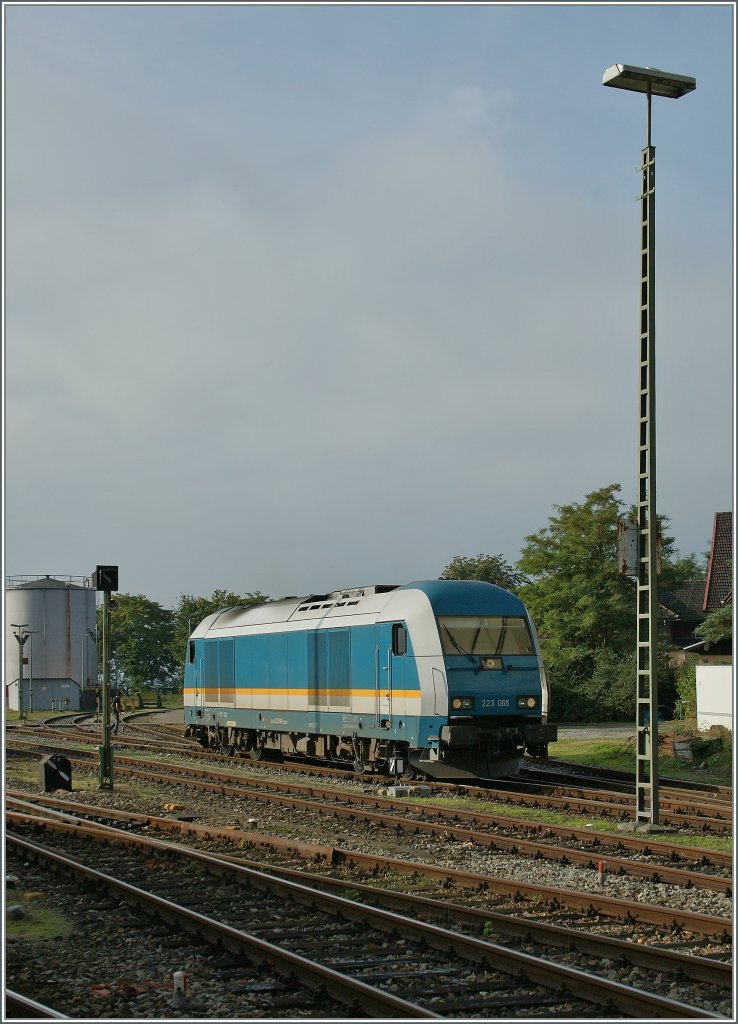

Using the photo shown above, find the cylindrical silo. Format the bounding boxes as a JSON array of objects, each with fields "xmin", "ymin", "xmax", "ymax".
[{"xmin": 5, "ymin": 575, "xmax": 98, "ymax": 712}]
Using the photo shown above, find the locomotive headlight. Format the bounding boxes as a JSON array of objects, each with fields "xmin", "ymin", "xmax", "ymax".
[
  {"xmin": 517, "ymin": 695, "xmax": 539, "ymax": 709},
  {"xmin": 451, "ymin": 697, "xmax": 474, "ymax": 711}
]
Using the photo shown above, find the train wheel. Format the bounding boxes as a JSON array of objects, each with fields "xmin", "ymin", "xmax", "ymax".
[
  {"xmin": 249, "ymin": 745, "xmax": 265, "ymax": 761},
  {"xmin": 220, "ymin": 743, "xmax": 235, "ymax": 756},
  {"xmin": 352, "ymin": 757, "xmax": 366, "ymax": 774}
]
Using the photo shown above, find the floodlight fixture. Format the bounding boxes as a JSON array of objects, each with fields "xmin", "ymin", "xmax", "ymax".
[{"xmin": 602, "ymin": 64, "xmax": 696, "ymax": 99}]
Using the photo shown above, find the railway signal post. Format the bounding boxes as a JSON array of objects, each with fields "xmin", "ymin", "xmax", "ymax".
[
  {"xmin": 602, "ymin": 64, "xmax": 696, "ymax": 825},
  {"xmin": 93, "ymin": 565, "xmax": 119, "ymax": 789}
]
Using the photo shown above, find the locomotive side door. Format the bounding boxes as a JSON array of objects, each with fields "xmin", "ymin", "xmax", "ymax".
[
  {"xmin": 188, "ymin": 640, "xmax": 205, "ymax": 710},
  {"xmin": 376, "ymin": 622, "xmax": 406, "ymax": 728}
]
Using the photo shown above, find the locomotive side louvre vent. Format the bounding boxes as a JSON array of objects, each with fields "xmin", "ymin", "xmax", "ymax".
[
  {"xmin": 328, "ymin": 585, "xmax": 400, "ymax": 599},
  {"xmin": 296, "ymin": 587, "xmax": 397, "ymax": 614}
]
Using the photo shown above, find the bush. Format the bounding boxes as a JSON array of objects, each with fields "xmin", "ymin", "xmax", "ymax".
[
  {"xmin": 547, "ymin": 650, "xmax": 635, "ymax": 722},
  {"xmin": 673, "ymin": 661, "xmax": 697, "ymax": 720},
  {"xmin": 690, "ymin": 736, "xmax": 723, "ymax": 760}
]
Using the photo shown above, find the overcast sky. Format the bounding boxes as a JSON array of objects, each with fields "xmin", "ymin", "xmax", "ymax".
[{"xmin": 4, "ymin": 3, "xmax": 734, "ymax": 609}]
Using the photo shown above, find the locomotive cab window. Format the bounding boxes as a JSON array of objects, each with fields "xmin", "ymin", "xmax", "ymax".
[
  {"xmin": 391, "ymin": 623, "xmax": 407, "ymax": 656},
  {"xmin": 438, "ymin": 616, "xmax": 533, "ymax": 656},
  {"xmin": 188, "ymin": 641, "xmax": 196, "ymax": 664}
]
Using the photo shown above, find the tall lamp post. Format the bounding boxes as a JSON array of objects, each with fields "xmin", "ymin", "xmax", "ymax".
[
  {"xmin": 26, "ymin": 631, "xmax": 38, "ymax": 713},
  {"xmin": 603, "ymin": 64, "xmax": 696, "ymax": 825},
  {"xmin": 11, "ymin": 623, "xmax": 30, "ymax": 719}
]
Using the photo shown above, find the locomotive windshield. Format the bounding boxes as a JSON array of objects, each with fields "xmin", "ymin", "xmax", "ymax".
[{"xmin": 437, "ymin": 616, "xmax": 534, "ymax": 657}]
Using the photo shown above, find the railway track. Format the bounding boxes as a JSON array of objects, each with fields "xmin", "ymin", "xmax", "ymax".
[
  {"xmin": 7, "ymin": 789, "xmax": 732, "ymax": 942},
  {"xmin": 525, "ymin": 758, "xmax": 732, "ymax": 799},
  {"xmin": 4, "ymin": 991, "xmax": 65, "ymax": 1019},
  {"xmin": 6, "ymin": 810, "xmax": 729, "ymax": 1018},
  {"xmin": 11, "ymin": 718, "xmax": 731, "ymax": 830},
  {"xmin": 6, "ymin": 742, "xmax": 731, "ymax": 896}
]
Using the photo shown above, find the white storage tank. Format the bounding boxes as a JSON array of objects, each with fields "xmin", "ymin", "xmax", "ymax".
[{"xmin": 5, "ymin": 575, "xmax": 97, "ymax": 712}]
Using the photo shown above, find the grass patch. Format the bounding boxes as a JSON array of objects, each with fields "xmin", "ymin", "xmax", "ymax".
[
  {"xmin": 4, "ymin": 758, "xmax": 43, "ymax": 786},
  {"xmin": 549, "ymin": 738, "xmax": 635, "ymax": 773},
  {"xmin": 4, "ymin": 757, "xmax": 168, "ymax": 804},
  {"xmin": 649, "ymin": 833, "xmax": 731, "ymax": 853},
  {"xmin": 549, "ymin": 735, "xmax": 732, "ymax": 788},
  {"xmin": 5, "ymin": 888, "xmax": 73, "ymax": 942},
  {"xmin": 405, "ymin": 795, "xmax": 731, "ymax": 855},
  {"xmin": 5, "ymin": 710, "xmax": 80, "ymax": 723},
  {"xmin": 374, "ymin": 869, "xmax": 436, "ymax": 892}
]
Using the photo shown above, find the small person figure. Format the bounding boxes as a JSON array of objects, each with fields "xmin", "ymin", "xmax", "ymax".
[{"xmin": 112, "ymin": 692, "xmax": 123, "ymax": 734}]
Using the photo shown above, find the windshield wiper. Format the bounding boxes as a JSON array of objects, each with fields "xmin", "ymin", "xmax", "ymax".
[{"xmin": 443, "ymin": 626, "xmax": 476, "ymax": 663}]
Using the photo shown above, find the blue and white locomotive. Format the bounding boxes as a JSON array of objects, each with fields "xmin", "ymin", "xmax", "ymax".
[{"xmin": 184, "ymin": 579, "xmax": 556, "ymax": 780}]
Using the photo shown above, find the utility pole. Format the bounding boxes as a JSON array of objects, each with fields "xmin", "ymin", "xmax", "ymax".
[{"xmin": 93, "ymin": 565, "xmax": 119, "ymax": 788}]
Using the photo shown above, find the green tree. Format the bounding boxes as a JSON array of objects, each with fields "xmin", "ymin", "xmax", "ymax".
[
  {"xmin": 518, "ymin": 484, "xmax": 634, "ymax": 652},
  {"xmin": 658, "ymin": 552, "xmax": 708, "ymax": 593},
  {"xmin": 102, "ymin": 595, "xmax": 177, "ymax": 691},
  {"xmin": 517, "ymin": 483, "xmax": 700, "ymax": 721},
  {"xmin": 440, "ymin": 553, "xmax": 528, "ymax": 593},
  {"xmin": 695, "ymin": 604, "xmax": 732, "ymax": 644},
  {"xmin": 170, "ymin": 589, "xmax": 269, "ymax": 683},
  {"xmin": 517, "ymin": 485, "xmax": 636, "ymax": 721}
]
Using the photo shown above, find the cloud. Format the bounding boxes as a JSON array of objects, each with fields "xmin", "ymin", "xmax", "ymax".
[{"xmin": 5, "ymin": 10, "xmax": 732, "ymax": 605}]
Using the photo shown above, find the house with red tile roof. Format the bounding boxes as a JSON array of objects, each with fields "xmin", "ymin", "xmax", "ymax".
[
  {"xmin": 683, "ymin": 511, "xmax": 733, "ymax": 663},
  {"xmin": 704, "ymin": 511, "xmax": 732, "ymax": 614},
  {"xmin": 687, "ymin": 512, "xmax": 733, "ymax": 731}
]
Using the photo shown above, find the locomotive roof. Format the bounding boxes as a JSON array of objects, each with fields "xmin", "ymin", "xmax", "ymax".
[{"xmin": 190, "ymin": 579, "xmax": 526, "ymax": 638}]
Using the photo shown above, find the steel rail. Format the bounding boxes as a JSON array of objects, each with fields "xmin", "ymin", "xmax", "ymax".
[
  {"xmin": 6, "ymin": 798, "xmax": 731, "ymax": 940},
  {"xmin": 451, "ymin": 785, "xmax": 732, "ymax": 831},
  {"xmin": 17, "ymin": 798, "xmax": 723, "ymax": 989},
  {"xmin": 14, "ymin": 720, "xmax": 737, "ymax": 807},
  {"xmin": 6, "ymin": 831, "xmax": 440, "ymax": 1020},
  {"xmin": 6, "ymin": 824, "xmax": 722, "ymax": 1019},
  {"xmin": 216, "ymin": 852, "xmax": 734, "ymax": 988},
  {"xmin": 4, "ymin": 991, "xmax": 65, "ymax": 1019},
  {"xmin": 52, "ymin": 754, "xmax": 734, "ymax": 887},
  {"xmin": 519, "ymin": 767, "xmax": 733, "ymax": 806},
  {"xmin": 509, "ymin": 776, "xmax": 733, "ymax": 817},
  {"xmin": 10, "ymin": 735, "xmax": 731, "ymax": 830},
  {"xmin": 10, "ymin": 796, "xmax": 733, "ymax": 987},
  {"xmin": 10, "ymin": 740, "xmax": 732, "ymax": 859},
  {"xmin": 7, "ymin": 748, "xmax": 732, "ymax": 878},
  {"xmin": 15, "ymin": 727, "xmax": 733, "ymax": 812},
  {"xmin": 539, "ymin": 759, "xmax": 733, "ymax": 800}
]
